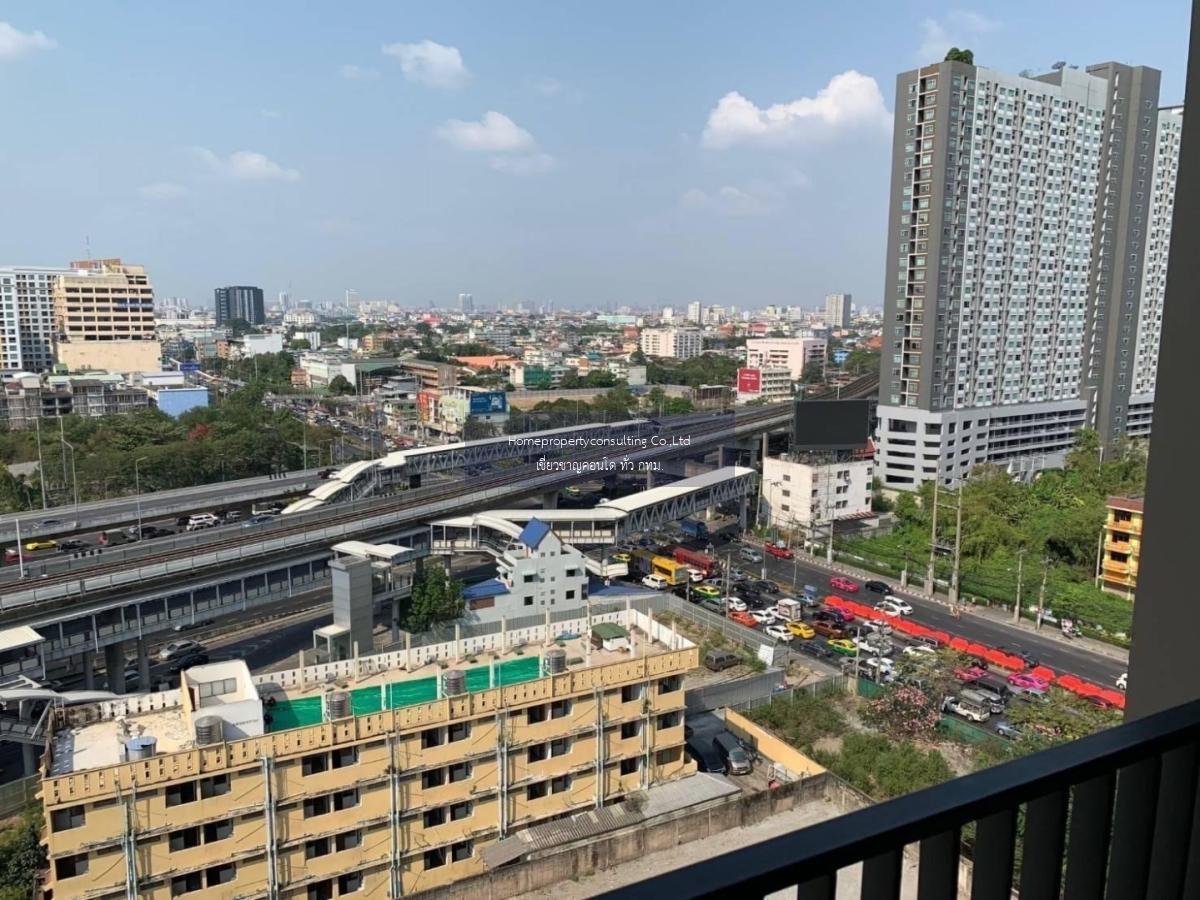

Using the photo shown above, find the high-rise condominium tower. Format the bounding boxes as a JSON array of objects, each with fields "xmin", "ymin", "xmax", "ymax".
[
  {"xmin": 824, "ymin": 293, "xmax": 852, "ymax": 329},
  {"xmin": 0, "ymin": 266, "xmax": 70, "ymax": 373},
  {"xmin": 876, "ymin": 60, "xmax": 1177, "ymax": 489},
  {"xmin": 214, "ymin": 285, "xmax": 265, "ymax": 326}
]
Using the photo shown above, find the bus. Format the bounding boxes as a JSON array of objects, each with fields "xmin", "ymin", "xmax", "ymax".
[{"xmin": 630, "ymin": 550, "xmax": 691, "ymax": 586}]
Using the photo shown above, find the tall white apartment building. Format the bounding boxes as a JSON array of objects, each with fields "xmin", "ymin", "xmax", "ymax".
[
  {"xmin": 686, "ymin": 301, "xmax": 703, "ymax": 323},
  {"xmin": 876, "ymin": 60, "xmax": 1174, "ymax": 489},
  {"xmin": 0, "ymin": 266, "xmax": 70, "ymax": 374},
  {"xmin": 745, "ymin": 337, "xmax": 827, "ymax": 379},
  {"xmin": 639, "ymin": 327, "xmax": 703, "ymax": 359},
  {"xmin": 824, "ymin": 293, "xmax": 852, "ymax": 329}
]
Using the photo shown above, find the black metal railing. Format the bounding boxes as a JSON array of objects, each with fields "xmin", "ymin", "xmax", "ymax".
[{"xmin": 600, "ymin": 699, "xmax": 1200, "ymax": 899}]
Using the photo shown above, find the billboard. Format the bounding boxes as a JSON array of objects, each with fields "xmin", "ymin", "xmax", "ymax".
[
  {"xmin": 792, "ymin": 398, "xmax": 870, "ymax": 451},
  {"xmin": 417, "ymin": 389, "xmax": 439, "ymax": 422},
  {"xmin": 736, "ymin": 367, "xmax": 762, "ymax": 395},
  {"xmin": 831, "ymin": 348, "xmax": 850, "ymax": 365},
  {"xmin": 179, "ymin": 361, "xmax": 200, "ymax": 373},
  {"xmin": 468, "ymin": 391, "xmax": 508, "ymax": 415}
]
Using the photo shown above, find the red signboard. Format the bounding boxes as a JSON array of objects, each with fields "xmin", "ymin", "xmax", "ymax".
[{"xmin": 736, "ymin": 367, "xmax": 762, "ymax": 394}]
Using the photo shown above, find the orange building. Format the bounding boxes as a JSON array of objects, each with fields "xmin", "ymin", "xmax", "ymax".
[{"xmin": 1100, "ymin": 496, "xmax": 1144, "ymax": 598}]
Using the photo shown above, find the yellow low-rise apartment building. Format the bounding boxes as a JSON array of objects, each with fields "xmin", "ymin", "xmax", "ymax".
[
  {"xmin": 39, "ymin": 608, "xmax": 696, "ymax": 899},
  {"xmin": 1100, "ymin": 495, "xmax": 1144, "ymax": 598}
]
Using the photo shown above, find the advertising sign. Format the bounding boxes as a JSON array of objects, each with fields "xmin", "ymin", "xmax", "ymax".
[
  {"xmin": 179, "ymin": 362, "xmax": 200, "ymax": 373},
  {"xmin": 468, "ymin": 391, "xmax": 508, "ymax": 414},
  {"xmin": 736, "ymin": 367, "xmax": 762, "ymax": 395}
]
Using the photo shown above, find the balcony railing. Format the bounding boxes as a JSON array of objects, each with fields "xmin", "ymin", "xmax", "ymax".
[{"xmin": 602, "ymin": 698, "xmax": 1200, "ymax": 899}]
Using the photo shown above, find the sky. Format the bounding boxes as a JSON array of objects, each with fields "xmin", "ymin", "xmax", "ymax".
[{"xmin": 0, "ymin": 2, "xmax": 1191, "ymax": 311}]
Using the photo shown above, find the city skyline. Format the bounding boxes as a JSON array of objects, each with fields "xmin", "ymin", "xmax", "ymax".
[{"xmin": 0, "ymin": 2, "xmax": 1189, "ymax": 309}]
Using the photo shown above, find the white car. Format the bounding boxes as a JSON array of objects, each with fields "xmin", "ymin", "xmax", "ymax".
[
  {"xmin": 903, "ymin": 644, "xmax": 936, "ymax": 657},
  {"xmin": 641, "ymin": 574, "xmax": 669, "ymax": 590},
  {"xmin": 874, "ymin": 599, "xmax": 907, "ymax": 617},
  {"xmin": 725, "ymin": 596, "xmax": 747, "ymax": 613},
  {"xmin": 864, "ymin": 618, "xmax": 895, "ymax": 635},
  {"xmin": 764, "ymin": 624, "xmax": 793, "ymax": 642},
  {"xmin": 688, "ymin": 568, "xmax": 705, "ymax": 583},
  {"xmin": 1116, "ymin": 672, "xmax": 1127, "ymax": 691},
  {"xmin": 864, "ymin": 656, "xmax": 895, "ymax": 675},
  {"xmin": 750, "ymin": 609, "xmax": 777, "ymax": 626},
  {"xmin": 158, "ymin": 639, "xmax": 202, "ymax": 662},
  {"xmin": 854, "ymin": 636, "xmax": 893, "ymax": 656},
  {"xmin": 882, "ymin": 595, "xmax": 913, "ymax": 614}
]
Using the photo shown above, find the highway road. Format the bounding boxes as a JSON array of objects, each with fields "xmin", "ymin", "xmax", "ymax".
[{"xmin": 0, "ymin": 467, "xmax": 324, "ymax": 545}]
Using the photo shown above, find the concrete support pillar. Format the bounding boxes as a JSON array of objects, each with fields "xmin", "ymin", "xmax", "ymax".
[
  {"xmin": 644, "ymin": 468, "xmax": 656, "ymax": 489},
  {"xmin": 541, "ymin": 490, "xmax": 558, "ymax": 510},
  {"xmin": 391, "ymin": 596, "xmax": 402, "ymax": 643},
  {"xmin": 705, "ymin": 505, "xmax": 716, "ymax": 521},
  {"xmin": 136, "ymin": 638, "xmax": 151, "ymax": 692},
  {"xmin": 544, "ymin": 609, "xmax": 552, "ymax": 644},
  {"xmin": 738, "ymin": 495, "xmax": 749, "ymax": 532},
  {"xmin": 500, "ymin": 617, "xmax": 508, "ymax": 653},
  {"xmin": 22, "ymin": 742, "xmax": 37, "ymax": 776},
  {"xmin": 105, "ymin": 641, "xmax": 126, "ymax": 695},
  {"xmin": 761, "ymin": 431, "xmax": 770, "ymax": 463},
  {"xmin": 403, "ymin": 633, "xmax": 412, "ymax": 670},
  {"xmin": 82, "ymin": 649, "xmax": 96, "ymax": 691}
]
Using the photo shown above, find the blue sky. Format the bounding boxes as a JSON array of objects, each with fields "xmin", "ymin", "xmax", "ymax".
[{"xmin": 0, "ymin": 2, "xmax": 1190, "ymax": 310}]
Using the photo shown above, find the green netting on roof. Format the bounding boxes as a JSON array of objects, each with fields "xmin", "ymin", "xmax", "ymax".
[{"xmin": 267, "ymin": 696, "xmax": 322, "ymax": 731}]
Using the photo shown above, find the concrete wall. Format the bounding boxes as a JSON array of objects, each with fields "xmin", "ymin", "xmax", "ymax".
[{"xmin": 724, "ymin": 709, "xmax": 826, "ymax": 778}]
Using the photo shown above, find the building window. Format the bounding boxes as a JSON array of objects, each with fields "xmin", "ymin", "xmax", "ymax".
[
  {"xmin": 527, "ymin": 743, "xmax": 548, "ymax": 763},
  {"xmin": 170, "ymin": 873, "xmax": 203, "ymax": 896},
  {"xmin": 54, "ymin": 854, "xmax": 89, "ymax": 879},
  {"xmin": 204, "ymin": 820, "xmax": 233, "ymax": 843},
  {"xmin": 302, "ymin": 752, "xmax": 329, "ymax": 775},
  {"xmin": 656, "ymin": 747, "xmax": 683, "ymax": 766},
  {"xmin": 169, "ymin": 827, "xmax": 201, "ymax": 851},
  {"xmin": 332, "ymin": 746, "xmax": 358, "ymax": 768},
  {"xmin": 338, "ymin": 872, "xmax": 363, "ymax": 894},
  {"xmin": 336, "ymin": 830, "xmax": 361, "ymax": 851},
  {"xmin": 165, "ymin": 782, "xmax": 197, "ymax": 807},
  {"xmin": 422, "ymin": 768, "xmax": 446, "ymax": 789},
  {"xmin": 421, "ymin": 727, "xmax": 445, "ymax": 749},
  {"xmin": 450, "ymin": 801, "xmax": 473, "ymax": 822},
  {"xmin": 523, "ymin": 596, "xmax": 534, "ymax": 606},
  {"xmin": 452, "ymin": 840, "xmax": 474, "ymax": 862},
  {"xmin": 550, "ymin": 737, "xmax": 571, "ymax": 757},
  {"xmin": 303, "ymin": 796, "xmax": 330, "ymax": 818},
  {"xmin": 423, "ymin": 807, "xmax": 446, "ymax": 828},
  {"xmin": 50, "ymin": 806, "xmax": 85, "ymax": 832},
  {"xmin": 527, "ymin": 703, "xmax": 547, "ymax": 723},
  {"xmin": 425, "ymin": 847, "xmax": 448, "ymax": 870},
  {"xmin": 620, "ymin": 758, "xmax": 640, "ymax": 776},
  {"xmin": 659, "ymin": 675, "xmax": 683, "ymax": 694},
  {"xmin": 621, "ymin": 721, "xmax": 640, "ymax": 740},
  {"xmin": 551, "ymin": 699, "xmax": 571, "ymax": 719},
  {"xmin": 201, "ymin": 774, "xmax": 230, "ymax": 798},
  {"xmin": 657, "ymin": 711, "xmax": 681, "ymax": 729},
  {"xmin": 448, "ymin": 762, "xmax": 472, "ymax": 783},
  {"xmin": 333, "ymin": 789, "xmax": 358, "ymax": 811},
  {"xmin": 207, "ymin": 864, "xmax": 236, "ymax": 888},
  {"xmin": 307, "ymin": 881, "xmax": 334, "ymax": 900},
  {"xmin": 448, "ymin": 722, "xmax": 471, "ymax": 743},
  {"xmin": 306, "ymin": 837, "xmax": 332, "ymax": 859},
  {"xmin": 527, "ymin": 781, "xmax": 549, "ymax": 801},
  {"xmin": 550, "ymin": 775, "xmax": 572, "ymax": 794}
]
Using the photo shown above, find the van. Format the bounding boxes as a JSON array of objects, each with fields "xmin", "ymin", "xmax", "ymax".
[
  {"xmin": 962, "ymin": 686, "xmax": 1006, "ymax": 715},
  {"xmin": 703, "ymin": 649, "xmax": 739, "ymax": 672},
  {"xmin": 641, "ymin": 574, "xmax": 669, "ymax": 590},
  {"xmin": 712, "ymin": 733, "xmax": 752, "ymax": 775},
  {"xmin": 251, "ymin": 501, "xmax": 283, "ymax": 516},
  {"xmin": 802, "ymin": 584, "xmax": 819, "ymax": 603},
  {"xmin": 945, "ymin": 694, "xmax": 991, "ymax": 723},
  {"xmin": 186, "ymin": 513, "xmax": 220, "ymax": 531}
]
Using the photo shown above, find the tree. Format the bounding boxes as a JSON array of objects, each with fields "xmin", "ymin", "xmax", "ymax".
[
  {"xmin": 862, "ymin": 683, "xmax": 942, "ymax": 740},
  {"xmin": 327, "ymin": 375, "xmax": 355, "ymax": 396},
  {"xmin": 1005, "ymin": 690, "xmax": 1121, "ymax": 749},
  {"xmin": 800, "ymin": 361, "xmax": 824, "ymax": 385},
  {"xmin": 290, "ymin": 338, "xmax": 312, "ymax": 351},
  {"xmin": 945, "ymin": 47, "xmax": 974, "ymax": 64},
  {"xmin": 0, "ymin": 809, "xmax": 45, "ymax": 899},
  {"xmin": 408, "ymin": 563, "xmax": 465, "ymax": 631},
  {"xmin": 629, "ymin": 347, "xmax": 648, "ymax": 366}
]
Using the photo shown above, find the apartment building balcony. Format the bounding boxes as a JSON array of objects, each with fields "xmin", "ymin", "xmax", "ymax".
[
  {"xmin": 1104, "ymin": 538, "xmax": 1135, "ymax": 555},
  {"xmin": 1103, "ymin": 559, "xmax": 1136, "ymax": 577},
  {"xmin": 1107, "ymin": 516, "xmax": 1142, "ymax": 536},
  {"xmin": 608, "ymin": 698, "xmax": 1200, "ymax": 899}
]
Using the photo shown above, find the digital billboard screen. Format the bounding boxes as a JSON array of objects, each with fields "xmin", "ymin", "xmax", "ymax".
[
  {"xmin": 469, "ymin": 391, "xmax": 508, "ymax": 415},
  {"xmin": 792, "ymin": 398, "xmax": 869, "ymax": 450}
]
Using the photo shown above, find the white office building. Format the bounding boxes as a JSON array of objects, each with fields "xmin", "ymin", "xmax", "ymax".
[
  {"xmin": 687, "ymin": 301, "xmax": 703, "ymax": 324},
  {"xmin": 761, "ymin": 453, "xmax": 874, "ymax": 532},
  {"xmin": 824, "ymin": 293, "xmax": 852, "ymax": 329},
  {"xmin": 745, "ymin": 337, "xmax": 827, "ymax": 379},
  {"xmin": 877, "ymin": 60, "xmax": 1175, "ymax": 488},
  {"xmin": 0, "ymin": 266, "xmax": 70, "ymax": 374},
  {"xmin": 639, "ymin": 327, "xmax": 703, "ymax": 360}
]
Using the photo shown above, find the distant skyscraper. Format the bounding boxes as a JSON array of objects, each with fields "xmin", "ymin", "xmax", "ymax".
[
  {"xmin": 687, "ymin": 301, "xmax": 703, "ymax": 323},
  {"xmin": 824, "ymin": 293, "xmax": 852, "ymax": 329},
  {"xmin": 661, "ymin": 306, "xmax": 675, "ymax": 321},
  {"xmin": 0, "ymin": 266, "xmax": 70, "ymax": 373},
  {"xmin": 876, "ymin": 59, "xmax": 1174, "ymax": 490},
  {"xmin": 458, "ymin": 292, "xmax": 474, "ymax": 313},
  {"xmin": 278, "ymin": 290, "xmax": 290, "ymax": 310},
  {"xmin": 214, "ymin": 286, "xmax": 266, "ymax": 326}
]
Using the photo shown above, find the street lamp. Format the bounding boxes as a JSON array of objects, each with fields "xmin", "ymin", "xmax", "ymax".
[
  {"xmin": 60, "ymin": 438, "xmax": 79, "ymax": 517},
  {"xmin": 135, "ymin": 456, "xmax": 149, "ymax": 538}
]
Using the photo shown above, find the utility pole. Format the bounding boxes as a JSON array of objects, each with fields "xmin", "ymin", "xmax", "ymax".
[
  {"xmin": 1094, "ymin": 529, "xmax": 1105, "ymax": 588},
  {"xmin": 948, "ymin": 490, "xmax": 963, "ymax": 608},
  {"xmin": 925, "ymin": 481, "xmax": 939, "ymax": 592},
  {"xmin": 1036, "ymin": 557, "xmax": 1049, "ymax": 630},
  {"xmin": 1013, "ymin": 549, "xmax": 1025, "ymax": 623}
]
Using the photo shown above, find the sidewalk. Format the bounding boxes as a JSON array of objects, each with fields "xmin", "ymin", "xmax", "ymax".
[{"xmin": 752, "ymin": 537, "xmax": 1129, "ymax": 666}]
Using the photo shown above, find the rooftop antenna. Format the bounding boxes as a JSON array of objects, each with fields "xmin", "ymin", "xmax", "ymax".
[
  {"xmin": 85, "ymin": 235, "xmax": 92, "ymax": 261},
  {"xmin": 1051, "ymin": 61, "xmax": 1067, "ymax": 71}
]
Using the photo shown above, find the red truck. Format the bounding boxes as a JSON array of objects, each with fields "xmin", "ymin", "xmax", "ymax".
[
  {"xmin": 672, "ymin": 546, "xmax": 718, "ymax": 578},
  {"xmin": 765, "ymin": 542, "xmax": 793, "ymax": 559}
]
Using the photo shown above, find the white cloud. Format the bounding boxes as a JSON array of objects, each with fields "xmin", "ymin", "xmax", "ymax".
[
  {"xmin": 0, "ymin": 21, "xmax": 56, "ymax": 61},
  {"xmin": 382, "ymin": 39, "xmax": 469, "ymax": 89},
  {"xmin": 260, "ymin": 108, "xmax": 282, "ymax": 119},
  {"xmin": 490, "ymin": 153, "xmax": 557, "ymax": 176},
  {"xmin": 436, "ymin": 111, "xmax": 536, "ymax": 153},
  {"xmin": 195, "ymin": 148, "xmax": 301, "ymax": 182},
  {"xmin": 138, "ymin": 182, "xmax": 189, "ymax": 201},
  {"xmin": 701, "ymin": 70, "xmax": 891, "ymax": 149},
  {"xmin": 532, "ymin": 77, "xmax": 565, "ymax": 96},
  {"xmin": 916, "ymin": 11, "xmax": 997, "ymax": 63},
  {"xmin": 339, "ymin": 63, "xmax": 378, "ymax": 81},
  {"xmin": 681, "ymin": 186, "xmax": 772, "ymax": 217}
]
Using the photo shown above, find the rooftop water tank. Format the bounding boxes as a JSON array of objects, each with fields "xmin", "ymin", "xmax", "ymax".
[
  {"xmin": 327, "ymin": 691, "xmax": 351, "ymax": 720},
  {"xmin": 442, "ymin": 669, "xmax": 466, "ymax": 696},
  {"xmin": 194, "ymin": 716, "xmax": 224, "ymax": 746},
  {"xmin": 125, "ymin": 736, "xmax": 158, "ymax": 761}
]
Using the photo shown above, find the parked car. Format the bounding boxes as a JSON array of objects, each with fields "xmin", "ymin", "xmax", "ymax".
[
  {"xmin": 829, "ymin": 576, "xmax": 858, "ymax": 593},
  {"xmin": 827, "ymin": 639, "xmax": 857, "ymax": 656},
  {"xmin": 56, "ymin": 539, "xmax": 88, "ymax": 552},
  {"xmin": 765, "ymin": 543, "xmax": 793, "ymax": 559},
  {"xmin": 693, "ymin": 584, "xmax": 721, "ymax": 599},
  {"xmin": 954, "ymin": 665, "xmax": 988, "ymax": 683},
  {"xmin": 798, "ymin": 640, "xmax": 834, "ymax": 660},
  {"xmin": 641, "ymin": 574, "xmax": 669, "ymax": 590},
  {"xmin": 729, "ymin": 610, "xmax": 758, "ymax": 627},
  {"xmin": 902, "ymin": 644, "xmax": 936, "ymax": 657},
  {"xmin": 811, "ymin": 620, "xmax": 846, "ymax": 639},
  {"xmin": 864, "ymin": 580, "xmax": 892, "ymax": 596},
  {"xmin": 685, "ymin": 740, "xmax": 726, "ymax": 774},
  {"xmin": 712, "ymin": 733, "xmax": 752, "ymax": 775},
  {"xmin": 729, "ymin": 568, "xmax": 751, "ymax": 582},
  {"xmin": 1007, "ymin": 673, "xmax": 1051, "ymax": 692},
  {"xmin": 24, "ymin": 539, "xmax": 57, "ymax": 551},
  {"xmin": 749, "ymin": 609, "xmax": 778, "ymax": 626},
  {"xmin": 944, "ymin": 694, "xmax": 991, "ymax": 723},
  {"xmin": 764, "ymin": 624, "xmax": 793, "ymax": 642},
  {"xmin": 738, "ymin": 547, "xmax": 763, "ymax": 564},
  {"xmin": 881, "ymin": 595, "xmax": 913, "ymax": 614},
  {"xmin": 703, "ymin": 649, "xmax": 739, "ymax": 672},
  {"xmin": 874, "ymin": 599, "xmax": 909, "ymax": 617},
  {"xmin": 186, "ymin": 513, "xmax": 220, "ymax": 531},
  {"xmin": 751, "ymin": 580, "xmax": 779, "ymax": 595},
  {"xmin": 158, "ymin": 639, "xmax": 203, "ymax": 662},
  {"xmin": 724, "ymin": 597, "xmax": 747, "ymax": 612},
  {"xmin": 996, "ymin": 721, "xmax": 1023, "ymax": 740}
]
